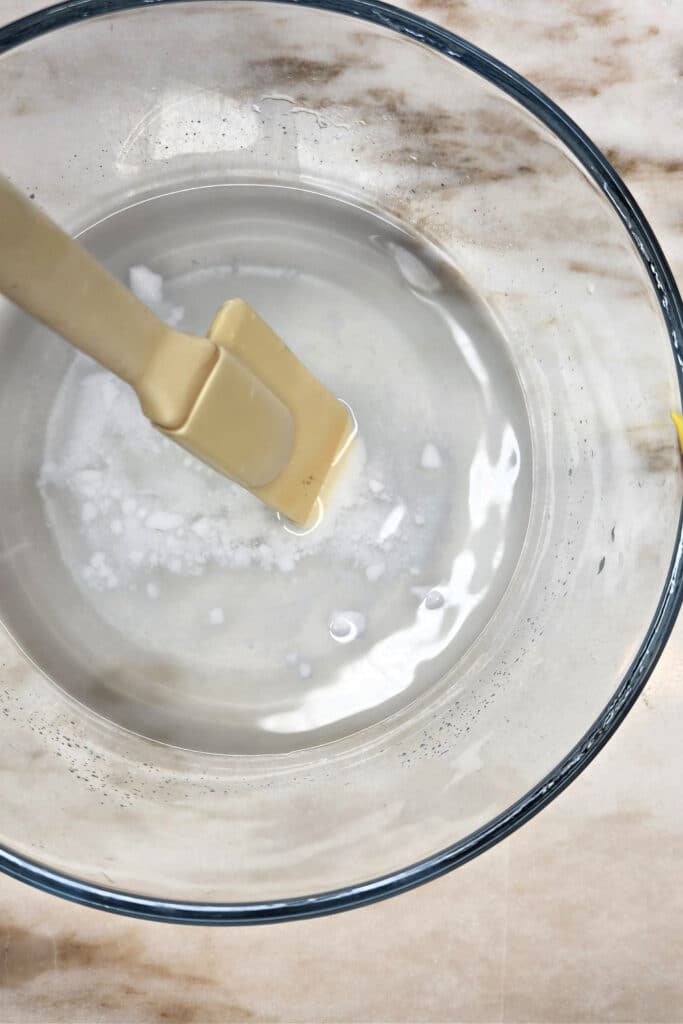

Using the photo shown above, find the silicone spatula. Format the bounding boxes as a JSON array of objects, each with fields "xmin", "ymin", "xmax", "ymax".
[{"xmin": 0, "ymin": 175, "xmax": 351, "ymax": 525}]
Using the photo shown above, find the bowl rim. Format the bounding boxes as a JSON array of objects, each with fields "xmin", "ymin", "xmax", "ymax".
[{"xmin": 1, "ymin": 0, "xmax": 683, "ymax": 926}]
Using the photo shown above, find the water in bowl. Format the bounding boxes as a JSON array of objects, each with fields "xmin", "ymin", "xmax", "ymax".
[{"xmin": 0, "ymin": 182, "xmax": 531, "ymax": 754}]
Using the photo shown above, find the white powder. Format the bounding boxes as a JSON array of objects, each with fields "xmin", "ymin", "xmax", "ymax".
[
  {"xmin": 420, "ymin": 442, "xmax": 443, "ymax": 470},
  {"xmin": 128, "ymin": 264, "xmax": 184, "ymax": 328},
  {"xmin": 146, "ymin": 510, "xmax": 185, "ymax": 532},
  {"xmin": 208, "ymin": 606, "xmax": 225, "ymax": 626},
  {"xmin": 38, "ymin": 269, "xmax": 432, "ymax": 603},
  {"xmin": 129, "ymin": 265, "xmax": 163, "ymax": 306},
  {"xmin": 37, "ymin": 362, "xmax": 404, "ymax": 592},
  {"xmin": 82, "ymin": 550, "xmax": 118, "ymax": 590}
]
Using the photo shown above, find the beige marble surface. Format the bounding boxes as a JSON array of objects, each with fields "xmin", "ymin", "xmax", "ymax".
[{"xmin": 1, "ymin": 1, "xmax": 682, "ymax": 1021}]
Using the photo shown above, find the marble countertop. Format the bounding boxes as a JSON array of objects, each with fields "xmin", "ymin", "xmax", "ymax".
[{"xmin": 1, "ymin": 1, "xmax": 682, "ymax": 1021}]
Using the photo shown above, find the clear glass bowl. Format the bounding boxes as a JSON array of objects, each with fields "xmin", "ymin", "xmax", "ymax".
[{"xmin": 0, "ymin": 0, "xmax": 682, "ymax": 924}]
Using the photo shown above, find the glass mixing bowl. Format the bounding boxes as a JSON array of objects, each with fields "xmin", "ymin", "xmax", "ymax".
[{"xmin": 1, "ymin": 0, "xmax": 682, "ymax": 924}]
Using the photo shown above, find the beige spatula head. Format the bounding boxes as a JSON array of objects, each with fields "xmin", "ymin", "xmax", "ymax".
[{"xmin": 0, "ymin": 175, "xmax": 351, "ymax": 525}]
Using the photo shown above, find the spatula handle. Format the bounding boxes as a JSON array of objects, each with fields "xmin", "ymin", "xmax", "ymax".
[{"xmin": 0, "ymin": 175, "xmax": 216, "ymax": 427}]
